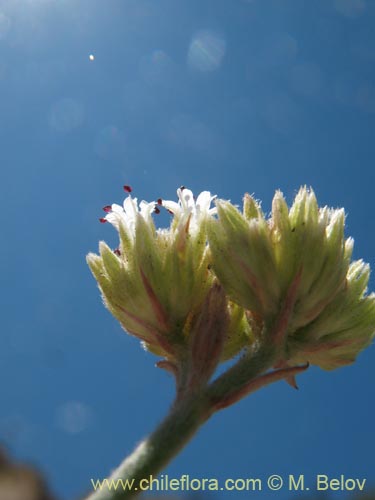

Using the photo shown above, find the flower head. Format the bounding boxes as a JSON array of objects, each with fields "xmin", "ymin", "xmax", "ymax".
[
  {"xmin": 87, "ymin": 187, "xmax": 250, "ymax": 379},
  {"xmin": 208, "ymin": 187, "xmax": 375, "ymax": 370}
]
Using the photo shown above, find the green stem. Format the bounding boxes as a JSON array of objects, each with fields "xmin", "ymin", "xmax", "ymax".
[
  {"xmin": 85, "ymin": 391, "xmax": 212, "ymax": 500},
  {"xmin": 85, "ymin": 335, "xmax": 292, "ymax": 500},
  {"xmin": 207, "ymin": 342, "xmax": 277, "ymax": 406}
]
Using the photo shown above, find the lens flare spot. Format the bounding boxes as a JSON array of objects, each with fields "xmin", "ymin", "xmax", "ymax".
[
  {"xmin": 49, "ymin": 98, "xmax": 84, "ymax": 132},
  {"xmin": 56, "ymin": 401, "xmax": 92, "ymax": 434},
  {"xmin": 187, "ymin": 30, "xmax": 226, "ymax": 72}
]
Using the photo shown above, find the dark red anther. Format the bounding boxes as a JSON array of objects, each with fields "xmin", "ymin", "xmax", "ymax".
[
  {"xmin": 157, "ymin": 198, "xmax": 163, "ymax": 205},
  {"xmin": 167, "ymin": 209, "xmax": 174, "ymax": 215},
  {"xmin": 114, "ymin": 248, "xmax": 121, "ymax": 256},
  {"xmin": 180, "ymin": 185, "xmax": 186, "ymax": 190},
  {"xmin": 102, "ymin": 205, "xmax": 112, "ymax": 213},
  {"xmin": 99, "ymin": 217, "xmax": 107, "ymax": 223},
  {"xmin": 154, "ymin": 206, "xmax": 160, "ymax": 214},
  {"xmin": 123, "ymin": 185, "xmax": 132, "ymax": 193}
]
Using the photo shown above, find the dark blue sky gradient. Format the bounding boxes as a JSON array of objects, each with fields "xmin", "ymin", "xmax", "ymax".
[{"xmin": 0, "ymin": 1, "xmax": 374, "ymax": 499}]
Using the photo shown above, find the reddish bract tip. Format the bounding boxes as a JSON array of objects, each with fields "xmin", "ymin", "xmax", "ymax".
[
  {"xmin": 123, "ymin": 185, "xmax": 132, "ymax": 193},
  {"xmin": 113, "ymin": 248, "xmax": 121, "ymax": 256},
  {"xmin": 157, "ymin": 198, "xmax": 163, "ymax": 205},
  {"xmin": 102, "ymin": 205, "xmax": 112, "ymax": 213},
  {"xmin": 99, "ymin": 217, "xmax": 107, "ymax": 223},
  {"xmin": 154, "ymin": 207, "xmax": 160, "ymax": 214}
]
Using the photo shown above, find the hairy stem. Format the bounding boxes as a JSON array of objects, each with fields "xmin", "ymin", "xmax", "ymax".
[
  {"xmin": 85, "ymin": 292, "xmax": 301, "ymax": 500},
  {"xmin": 85, "ymin": 391, "xmax": 211, "ymax": 500},
  {"xmin": 207, "ymin": 342, "xmax": 277, "ymax": 407},
  {"xmin": 85, "ymin": 345, "xmax": 278, "ymax": 500}
]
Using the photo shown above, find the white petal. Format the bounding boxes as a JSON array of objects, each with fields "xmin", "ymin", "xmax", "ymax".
[
  {"xmin": 139, "ymin": 200, "xmax": 156, "ymax": 217},
  {"xmin": 178, "ymin": 188, "xmax": 195, "ymax": 212},
  {"xmin": 105, "ymin": 212, "xmax": 122, "ymax": 226},
  {"xmin": 195, "ymin": 191, "xmax": 212, "ymax": 213},
  {"xmin": 123, "ymin": 196, "xmax": 138, "ymax": 218},
  {"xmin": 162, "ymin": 200, "xmax": 180, "ymax": 214},
  {"xmin": 112, "ymin": 204, "xmax": 124, "ymax": 214}
]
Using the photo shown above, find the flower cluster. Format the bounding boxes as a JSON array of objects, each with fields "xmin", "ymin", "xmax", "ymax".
[
  {"xmin": 87, "ymin": 187, "xmax": 251, "ymax": 391},
  {"xmin": 208, "ymin": 188, "xmax": 375, "ymax": 370},
  {"xmin": 87, "ymin": 186, "xmax": 375, "ymax": 387}
]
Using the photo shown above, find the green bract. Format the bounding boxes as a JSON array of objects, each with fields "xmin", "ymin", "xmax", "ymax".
[
  {"xmin": 207, "ymin": 187, "xmax": 375, "ymax": 370},
  {"xmin": 87, "ymin": 188, "xmax": 252, "ymax": 374}
]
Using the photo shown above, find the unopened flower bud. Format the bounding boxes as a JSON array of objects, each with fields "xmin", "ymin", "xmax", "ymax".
[
  {"xmin": 243, "ymin": 193, "xmax": 263, "ymax": 220},
  {"xmin": 208, "ymin": 187, "xmax": 375, "ymax": 370}
]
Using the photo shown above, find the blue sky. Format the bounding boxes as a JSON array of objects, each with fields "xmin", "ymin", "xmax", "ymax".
[{"xmin": 1, "ymin": 1, "xmax": 375, "ymax": 499}]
